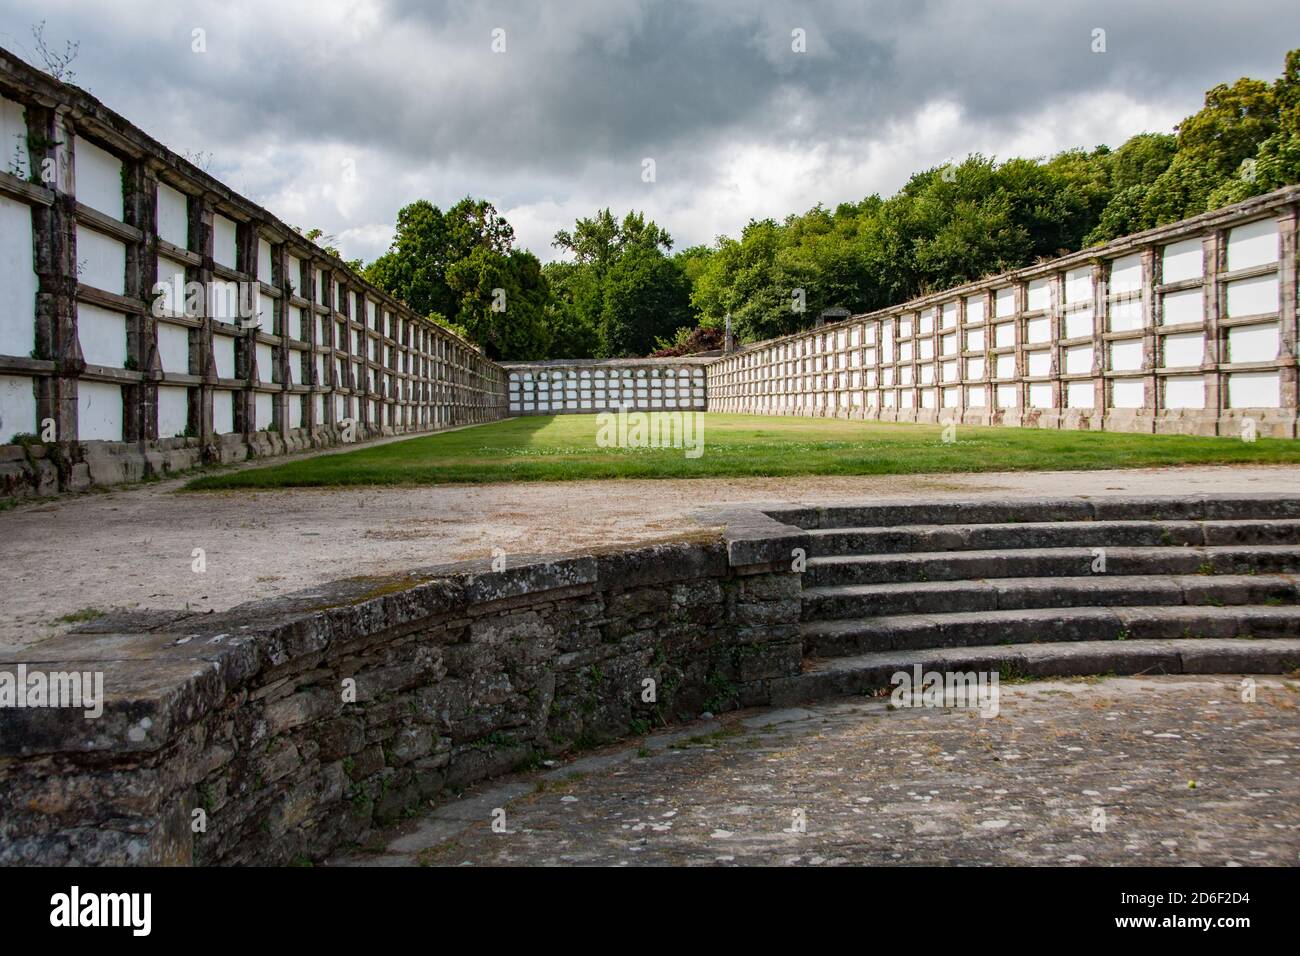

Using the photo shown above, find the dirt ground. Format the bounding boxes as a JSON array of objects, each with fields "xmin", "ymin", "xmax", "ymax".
[{"xmin": 3, "ymin": 448, "xmax": 1300, "ymax": 652}]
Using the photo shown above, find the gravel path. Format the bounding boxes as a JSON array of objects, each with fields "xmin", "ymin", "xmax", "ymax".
[{"xmin": 2, "ymin": 453, "xmax": 1299, "ymax": 652}]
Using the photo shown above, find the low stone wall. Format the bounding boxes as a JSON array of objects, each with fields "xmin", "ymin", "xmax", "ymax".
[{"xmin": 0, "ymin": 533, "xmax": 802, "ymax": 865}]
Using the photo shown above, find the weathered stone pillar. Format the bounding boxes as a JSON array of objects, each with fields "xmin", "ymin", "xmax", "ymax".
[
  {"xmin": 978, "ymin": 289, "xmax": 994, "ymax": 425},
  {"xmin": 1090, "ymin": 260, "xmax": 1107, "ymax": 426},
  {"xmin": 1276, "ymin": 207, "xmax": 1298, "ymax": 437},
  {"xmin": 1202, "ymin": 231, "xmax": 1224, "ymax": 434},
  {"xmin": 1141, "ymin": 247, "xmax": 1159, "ymax": 430},
  {"xmin": 1010, "ymin": 283, "xmax": 1027, "ymax": 426},
  {"xmin": 953, "ymin": 296, "xmax": 969, "ymax": 425},
  {"xmin": 1048, "ymin": 273, "xmax": 1064, "ymax": 426},
  {"xmin": 188, "ymin": 193, "xmax": 216, "ymax": 456},
  {"xmin": 273, "ymin": 241, "xmax": 290, "ymax": 435},
  {"xmin": 234, "ymin": 219, "xmax": 257, "ymax": 438},
  {"xmin": 315, "ymin": 261, "xmax": 333, "ymax": 428},
  {"xmin": 123, "ymin": 161, "xmax": 159, "ymax": 442},
  {"xmin": 28, "ymin": 103, "xmax": 80, "ymax": 450}
]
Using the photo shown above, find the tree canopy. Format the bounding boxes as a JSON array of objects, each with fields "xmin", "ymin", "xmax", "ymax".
[
  {"xmin": 361, "ymin": 49, "xmax": 1299, "ymax": 356},
  {"xmin": 364, "ymin": 197, "xmax": 549, "ymax": 360}
]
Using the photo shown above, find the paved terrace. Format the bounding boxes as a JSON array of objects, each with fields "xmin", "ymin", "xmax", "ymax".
[
  {"xmin": 334, "ymin": 675, "xmax": 1300, "ymax": 867},
  {"xmin": 1, "ymin": 441, "xmax": 1300, "ymax": 652}
]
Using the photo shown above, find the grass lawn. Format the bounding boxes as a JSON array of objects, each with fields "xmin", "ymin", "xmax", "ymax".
[{"xmin": 182, "ymin": 413, "xmax": 1300, "ymax": 490}]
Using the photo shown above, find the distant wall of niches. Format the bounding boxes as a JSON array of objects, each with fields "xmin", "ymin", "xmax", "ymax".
[
  {"xmin": 708, "ymin": 185, "xmax": 1300, "ymax": 438},
  {"xmin": 502, "ymin": 358, "xmax": 710, "ymax": 415},
  {"xmin": 0, "ymin": 47, "xmax": 507, "ymax": 498}
]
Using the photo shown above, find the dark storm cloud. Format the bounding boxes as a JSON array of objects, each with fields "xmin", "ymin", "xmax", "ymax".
[
  {"xmin": 1, "ymin": 0, "xmax": 1296, "ymax": 259},
  {"xmin": 12, "ymin": 0, "xmax": 1296, "ymax": 174}
]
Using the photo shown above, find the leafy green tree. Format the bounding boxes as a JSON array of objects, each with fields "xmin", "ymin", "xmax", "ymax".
[
  {"xmin": 363, "ymin": 196, "xmax": 553, "ymax": 358},
  {"xmin": 550, "ymin": 209, "xmax": 686, "ymax": 357},
  {"xmin": 541, "ymin": 261, "xmax": 601, "ymax": 358},
  {"xmin": 1144, "ymin": 74, "xmax": 1279, "ymax": 222},
  {"xmin": 1208, "ymin": 49, "xmax": 1300, "ymax": 206},
  {"xmin": 671, "ymin": 245, "xmax": 717, "ymax": 304},
  {"xmin": 598, "ymin": 243, "xmax": 692, "ymax": 356},
  {"xmin": 552, "ymin": 209, "xmax": 672, "ymax": 271},
  {"xmin": 365, "ymin": 197, "xmax": 514, "ymax": 321},
  {"xmin": 1082, "ymin": 134, "xmax": 1177, "ymax": 243},
  {"xmin": 1108, "ymin": 133, "xmax": 1178, "ymax": 193},
  {"xmin": 446, "ymin": 247, "xmax": 551, "ymax": 360}
]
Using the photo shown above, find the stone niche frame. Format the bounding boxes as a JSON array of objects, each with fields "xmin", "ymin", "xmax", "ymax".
[
  {"xmin": 709, "ymin": 186, "xmax": 1300, "ymax": 439},
  {"xmin": 0, "ymin": 45, "xmax": 507, "ymax": 501}
]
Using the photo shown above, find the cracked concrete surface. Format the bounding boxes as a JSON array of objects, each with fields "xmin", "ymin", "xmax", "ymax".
[{"xmin": 333, "ymin": 676, "xmax": 1300, "ymax": 867}]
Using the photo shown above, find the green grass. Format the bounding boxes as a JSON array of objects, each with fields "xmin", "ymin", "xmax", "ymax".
[
  {"xmin": 182, "ymin": 413, "xmax": 1300, "ymax": 490},
  {"xmin": 55, "ymin": 607, "xmax": 106, "ymax": 624}
]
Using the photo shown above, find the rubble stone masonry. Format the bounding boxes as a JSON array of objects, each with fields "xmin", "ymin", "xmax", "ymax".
[{"xmin": 0, "ymin": 526, "xmax": 804, "ymax": 865}]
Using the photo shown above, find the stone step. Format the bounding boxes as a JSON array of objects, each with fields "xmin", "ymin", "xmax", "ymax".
[
  {"xmin": 768, "ymin": 637, "xmax": 1300, "ymax": 707},
  {"xmin": 801, "ymin": 573, "xmax": 1299, "ymax": 622},
  {"xmin": 790, "ymin": 494, "xmax": 1300, "ymax": 530},
  {"xmin": 800, "ymin": 604, "xmax": 1300, "ymax": 658},
  {"xmin": 805, "ymin": 519, "xmax": 1300, "ymax": 557},
  {"xmin": 803, "ymin": 545, "xmax": 1300, "ymax": 587}
]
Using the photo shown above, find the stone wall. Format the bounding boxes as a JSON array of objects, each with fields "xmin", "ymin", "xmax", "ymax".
[
  {"xmin": 0, "ymin": 47, "xmax": 507, "ymax": 499},
  {"xmin": 502, "ymin": 358, "xmax": 710, "ymax": 416},
  {"xmin": 709, "ymin": 186, "xmax": 1300, "ymax": 437},
  {"xmin": 0, "ymin": 533, "xmax": 802, "ymax": 865}
]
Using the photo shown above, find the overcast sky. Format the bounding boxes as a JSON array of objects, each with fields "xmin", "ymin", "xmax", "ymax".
[{"xmin": 3, "ymin": 1, "xmax": 1297, "ymax": 263}]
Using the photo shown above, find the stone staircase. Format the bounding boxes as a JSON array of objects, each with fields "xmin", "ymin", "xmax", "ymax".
[{"xmin": 770, "ymin": 496, "xmax": 1300, "ymax": 703}]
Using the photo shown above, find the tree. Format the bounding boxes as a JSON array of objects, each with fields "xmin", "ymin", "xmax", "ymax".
[
  {"xmin": 446, "ymin": 247, "xmax": 551, "ymax": 360},
  {"xmin": 1082, "ymin": 134, "xmax": 1176, "ymax": 243},
  {"xmin": 550, "ymin": 209, "xmax": 687, "ymax": 357},
  {"xmin": 363, "ymin": 197, "xmax": 549, "ymax": 357},
  {"xmin": 1144, "ymin": 74, "xmax": 1279, "ymax": 222},
  {"xmin": 598, "ymin": 243, "xmax": 692, "ymax": 356},
  {"xmin": 672, "ymin": 245, "xmax": 716, "ymax": 295},
  {"xmin": 541, "ymin": 261, "xmax": 601, "ymax": 358},
  {"xmin": 1208, "ymin": 49, "xmax": 1300, "ymax": 206},
  {"xmin": 552, "ymin": 209, "xmax": 672, "ymax": 271},
  {"xmin": 365, "ymin": 197, "xmax": 514, "ymax": 321}
]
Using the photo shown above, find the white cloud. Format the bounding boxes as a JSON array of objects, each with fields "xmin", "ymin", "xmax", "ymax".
[{"xmin": 6, "ymin": 0, "xmax": 1293, "ymax": 265}]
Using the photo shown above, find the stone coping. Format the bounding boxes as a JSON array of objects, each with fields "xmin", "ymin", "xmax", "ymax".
[
  {"xmin": 700, "ymin": 491, "xmax": 1300, "ymax": 582},
  {"xmin": 0, "ymin": 523, "xmax": 797, "ymax": 758},
  {"xmin": 500, "ymin": 357, "xmax": 716, "ymax": 369},
  {"xmin": 702, "ymin": 492, "xmax": 1300, "ymax": 531}
]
